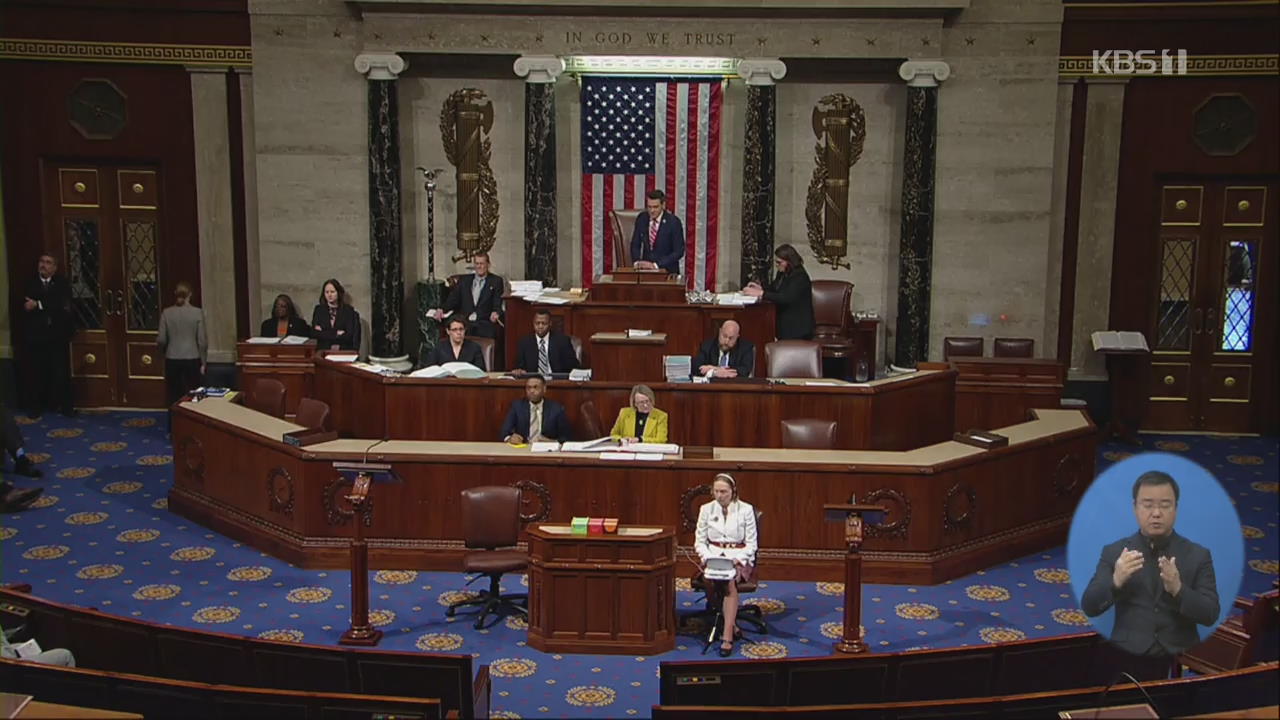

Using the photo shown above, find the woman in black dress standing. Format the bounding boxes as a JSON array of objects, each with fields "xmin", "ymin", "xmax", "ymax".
[
  {"xmin": 743, "ymin": 243, "xmax": 815, "ymax": 340},
  {"xmin": 310, "ymin": 279, "xmax": 361, "ymax": 352}
]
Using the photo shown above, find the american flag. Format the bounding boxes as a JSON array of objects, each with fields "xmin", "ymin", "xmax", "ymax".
[{"xmin": 581, "ymin": 76, "xmax": 723, "ymax": 290}]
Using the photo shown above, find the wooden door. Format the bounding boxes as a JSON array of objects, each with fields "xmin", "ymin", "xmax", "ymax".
[
  {"xmin": 46, "ymin": 161, "xmax": 166, "ymax": 408},
  {"xmin": 1147, "ymin": 180, "xmax": 1275, "ymax": 432}
]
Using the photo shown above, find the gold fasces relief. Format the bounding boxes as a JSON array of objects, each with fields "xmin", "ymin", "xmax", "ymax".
[
  {"xmin": 805, "ymin": 94, "xmax": 866, "ymax": 269},
  {"xmin": 440, "ymin": 88, "xmax": 498, "ymax": 263}
]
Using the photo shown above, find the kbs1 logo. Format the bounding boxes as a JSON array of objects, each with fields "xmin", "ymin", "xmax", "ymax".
[{"xmin": 1091, "ymin": 49, "xmax": 1188, "ymax": 76}]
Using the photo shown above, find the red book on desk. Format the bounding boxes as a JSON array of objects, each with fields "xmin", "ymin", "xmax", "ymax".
[{"xmin": 588, "ymin": 518, "xmax": 605, "ymax": 535}]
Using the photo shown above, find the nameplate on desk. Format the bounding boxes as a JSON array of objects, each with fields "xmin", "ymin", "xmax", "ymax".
[
  {"xmin": 283, "ymin": 429, "xmax": 339, "ymax": 447},
  {"xmin": 952, "ymin": 430, "xmax": 1009, "ymax": 449}
]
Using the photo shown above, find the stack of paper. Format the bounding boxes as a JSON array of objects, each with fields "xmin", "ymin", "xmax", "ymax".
[
  {"xmin": 664, "ymin": 355, "xmax": 692, "ymax": 381},
  {"xmin": 618, "ymin": 442, "xmax": 680, "ymax": 455},
  {"xmin": 529, "ymin": 441, "xmax": 561, "ymax": 453},
  {"xmin": 353, "ymin": 362, "xmax": 398, "ymax": 376},
  {"xmin": 600, "ymin": 452, "xmax": 664, "ymax": 461},
  {"xmin": 510, "ymin": 280, "xmax": 544, "ymax": 298},
  {"xmin": 627, "ymin": 329, "xmax": 653, "ymax": 338},
  {"xmin": 326, "ymin": 353, "xmax": 359, "ymax": 363},
  {"xmin": 246, "ymin": 336, "xmax": 281, "ymax": 344},
  {"xmin": 714, "ymin": 293, "xmax": 758, "ymax": 306},
  {"xmin": 569, "ymin": 368, "xmax": 593, "ymax": 382},
  {"xmin": 408, "ymin": 362, "xmax": 486, "ymax": 379},
  {"xmin": 281, "ymin": 335, "xmax": 310, "ymax": 345}
]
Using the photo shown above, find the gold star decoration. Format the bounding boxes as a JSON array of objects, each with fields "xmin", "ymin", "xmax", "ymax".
[
  {"xmin": 273, "ymin": 28, "xmax": 284, "ymax": 37},
  {"xmin": 811, "ymin": 36, "xmax": 821, "ymax": 47},
  {"xmin": 965, "ymin": 37, "xmax": 975, "ymax": 46},
  {"xmin": 1026, "ymin": 35, "xmax": 1036, "ymax": 46},
  {"xmin": 865, "ymin": 37, "xmax": 876, "ymax": 46},
  {"xmin": 333, "ymin": 28, "xmax": 342, "ymax": 38},
  {"xmin": 756, "ymin": 37, "xmax": 768, "ymax": 47},
  {"xmin": 535, "ymin": 33, "xmax": 544, "ymax": 43},
  {"xmin": 921, "ymin": 37, "xmax": 931, "ymax": 47}
]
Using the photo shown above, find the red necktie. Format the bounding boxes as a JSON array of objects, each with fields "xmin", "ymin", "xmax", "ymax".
[{"xmin": 648, "ymin": 219, "xmax": 658, "ymax": 250}]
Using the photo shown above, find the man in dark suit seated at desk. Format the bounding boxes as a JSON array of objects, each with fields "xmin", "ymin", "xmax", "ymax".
[
  {"xmin": 512, "ymin": 310, "xmax": 578, "ymax": 377},
  {"xmin": 501, "ymin": 375, "xmax": 573, "ymax": 444},
  {"xmin": 630, "ymin": 189, "xmax": 684, "ymax": 276},
  {"xmin": 430, "ymin": 252, "xmax": 505, "ymax": 339},
  {"xmin": 694, "ymin": 319, "xmax": 755, "ymax": 378}
]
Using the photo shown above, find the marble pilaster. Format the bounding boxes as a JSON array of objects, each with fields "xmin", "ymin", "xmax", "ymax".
[
  {"xmin": 515, "ymin": 55, "xmax": 565, "ymax": 285},
  {"xmin": 736, "ymin": 59, "xmax": 786, "ymax": 287},
  {"xmin": 188, "ymin": 67, "xmax": 238, "ymax": 364},
  {"xmin": 356, "ymin": 53, "xmax": 408, "ymax": 366},
  {"xmin": 1071, "ymin": 78, "xmax": 1127, "ymax": 380},
  {"xmin": 893, "ymin": 60, "xmax": 949, "ymax": 368}
]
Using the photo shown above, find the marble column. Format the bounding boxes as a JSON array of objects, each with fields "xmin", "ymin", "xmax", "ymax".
[
  {"xmin": 515, "ymin": 55, "xmax": 565, "ymax": 286},
  {"xmin": 893, "ymin": 60, "xmax": 950, "ymax": 368},
  {"xmin": 187, "ymin": 66, "xmax": 238, "ymax": 365},
  {"xmin": 1071, "ymin": 78, "xmax": 1128, "ymax": 380},
  {"xmin": 355, "ymin": 53, "xmax": 409, "ymax": 368},
  {"xmin": 736, "ymin": 59, "xmax": 787, "ymax": 288}
]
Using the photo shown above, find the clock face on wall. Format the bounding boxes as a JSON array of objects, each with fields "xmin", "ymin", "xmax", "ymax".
[{"xmin": 67, "ymin": 78, "xmax": 128, "ymax": 140}]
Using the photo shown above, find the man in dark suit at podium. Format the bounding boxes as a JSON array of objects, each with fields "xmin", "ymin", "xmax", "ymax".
[
  {"xmin": 1081, "ymin": 471, "xmax": 1219, "ymax": 657},
  {"xmin": 513, "ymin": 310, "xmax": 578, "ymax": 376},
  {"xmin": 694, "ymin": 320, "xmax": 755, "ymax": 378},
  {"xmin": 433, "ymin": 252, "xmax": 505, "ymax": 339},
  {"xmin": 630, "ymin": 190, "xmax": 684, "ymax": 276},
  {"xmin": 501, "ymin": 375, "xmax": 573, "ymax": 444}
]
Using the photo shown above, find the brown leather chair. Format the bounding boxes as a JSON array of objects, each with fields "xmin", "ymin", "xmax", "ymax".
[
  {"xmin": 811, "ymin": 280, "xmax": 856, "ymax": 366},
  {"xmin": 607, "ymin": 209, "xmax": 644, "ymax": 271},
  {"xmin": 993, "ymin": 337, "xmax": 1034, "ymax": 358},
  {"xmin": 579, "ymin": 400, "xmax": 605, "ymax": 439},
  {"xmin": 466, "ymin": 335, "xmax": 495, "ymax": 372},
  {"xmin": 294, "ymin": 397, "xmax": 330, "ymax": 430},
  {"xmin": 445, "ymin": 486, "xmax": 529, "ymax": 629},
  {"xmin": 765, "ymin": 340, "xmax": 822, "ymax": 378},
  {"xmin": 780, "ymin": 418, "xmax": 838, "ymax": 449},
  {"xmin": 245, "ymin": 378, "xmax": 286, "ymax": 418},
  {"xmin": 943, "ymin": 336, "xmax": 984, "ymax": 360}
]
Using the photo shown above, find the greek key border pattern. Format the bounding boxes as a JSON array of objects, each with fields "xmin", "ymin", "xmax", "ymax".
[
  {"xmin": 0, "ymin": 38, "xmax": 252, "ymax": 68},
  {"xmin": 1060, "ymin": 54, "xmax": 1278, "ymax": 78}
]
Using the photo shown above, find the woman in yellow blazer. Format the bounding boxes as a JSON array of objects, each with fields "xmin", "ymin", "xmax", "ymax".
[{"xmin": 610, "ymin": 384, "xmax": 669, "ymax": 443}]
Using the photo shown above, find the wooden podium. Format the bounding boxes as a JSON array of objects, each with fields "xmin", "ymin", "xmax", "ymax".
[
  {"xmin": 526, "ymin": 524, "xmax": 676, "ymax": 655},
  {"xmin": 588, "ymin": 332, "xmax": 668, "ymax": 382},
  {"xmin": 823, "ymin": 499, "xmax": 886, "ymax": 654},
  {"xmin": 236, "ymin": 339, "xmax": 317, "ymax": 418},
  {"xmin": 591, "ymin": 272, "xmax": 685, "ymax": 303}
]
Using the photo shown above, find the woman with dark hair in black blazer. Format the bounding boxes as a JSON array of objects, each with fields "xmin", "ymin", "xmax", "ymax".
[
  {"xmin": 743, "ymin": 243, "xmax": 815, "ymax": 340},
  {"xmin": 260, "ymin": 294, "xmax": 311, "ymax": 338},
  {"xmin": 311, "ymin": 279, "xmax": 362, "ymax": 351}
]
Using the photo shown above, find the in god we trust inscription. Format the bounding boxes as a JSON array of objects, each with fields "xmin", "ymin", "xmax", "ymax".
[{"xmin": 564, "ymin": 30, "xmax": 736, "ymax": 48}]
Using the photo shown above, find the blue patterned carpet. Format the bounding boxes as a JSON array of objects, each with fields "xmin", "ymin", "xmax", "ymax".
[{"xmin": 1, "ymin": 410, "xmax": 1276, "ymax": 719}]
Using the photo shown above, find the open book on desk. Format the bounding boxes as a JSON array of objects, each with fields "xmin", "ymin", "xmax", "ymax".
[
  {"xmin": 280, "ymin": 334, "xmax": 311, "ymax": 345},
  {"xmin": 561, "ymin": 436, "xmax": 621, "ymax": 452},
  {"xmin": 408, "ymin": 362, "xmax": 486, "ymax": 379},
  {"xmin": 1091, "ymin": 330, "xmax": 1150, "ymax": 352}
]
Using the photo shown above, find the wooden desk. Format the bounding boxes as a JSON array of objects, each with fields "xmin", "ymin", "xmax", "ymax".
[
  {"xmin": 235, "ymin": 339, "xmax": 317, "ymax": 418},
  {"xmin": 504, "ymin": 293, "xmax": 776, "ymax": 375},
  {"xmin": 945, "ymin": 357, "xmax": 1066, "ymax": 431},
  {"xmin": 588, "ymin": 332, "xmax": 668, "ymax": 382},
  {"xmin": 168, "ymin": 398, "xmax": 1096, "ymax": 584},
  {"xmin": 526, "ymin": 524, "xmax": 676, "ymax": 654},
  {"xmin": 17, "ymin": 701, "xmax": 141, "ymax": 719},
  {"xmin": 313, "ymin": 357, "xmax": 956, "ymax": 450}
]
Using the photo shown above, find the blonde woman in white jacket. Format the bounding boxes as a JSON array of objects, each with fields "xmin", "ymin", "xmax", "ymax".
[{"xmin": 694, "ymin": 473, "xmax": 758, "ymax": 656}]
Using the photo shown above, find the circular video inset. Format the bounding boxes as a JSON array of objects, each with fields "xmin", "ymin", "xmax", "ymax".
[{"xmin": 1067, "ymin": 452, "xmax": 1244, "ymax": 657}]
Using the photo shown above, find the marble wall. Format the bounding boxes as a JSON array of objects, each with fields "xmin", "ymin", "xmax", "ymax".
[{"xmin": 249, "ymin": 0, "xmax": 370, "ymax": 350}]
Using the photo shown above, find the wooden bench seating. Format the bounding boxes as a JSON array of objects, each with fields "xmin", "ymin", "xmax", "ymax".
[
  {"xmin": 0, "ymin": 588, "xmax": 488, "ymax": 719},
  {"xmin": 0, "ymin": 657, "xmax": 443, "ymax": 720},
  {"xmin": 651, "ymin": 662, "xmax": 1278, "ymax": 720}
]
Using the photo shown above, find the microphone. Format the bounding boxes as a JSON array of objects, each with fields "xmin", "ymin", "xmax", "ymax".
[
  {"xmin": 1093, "ymin": 671, "xmax": 1159, "ymax": 720},
  {"xmin": 363, "ymin": 436, "xmax": 388, "ymax": 465}
]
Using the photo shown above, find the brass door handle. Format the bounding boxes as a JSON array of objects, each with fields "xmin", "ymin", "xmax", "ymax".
[
  {"xmin": 115, "ymin": 289, "xmax": 127, "ymax": 317},
  {"xmin": 83, "ymin": 352, "xmax": 97, "ymax": 365},
  {"xmin": 102, "ymin": 290, "xmax": 115, "ymax": 316},
  {"xmin": 1163, "ymin": 375, "xmax": 1175, "ymax": 386},
  {"xmin": 1224, "ymin": 376, "xmax": 1237, "ymax": 388},
  {"xmin": 1192, "ymin": 307, "xmax": 1204, "ymax": 335}
]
